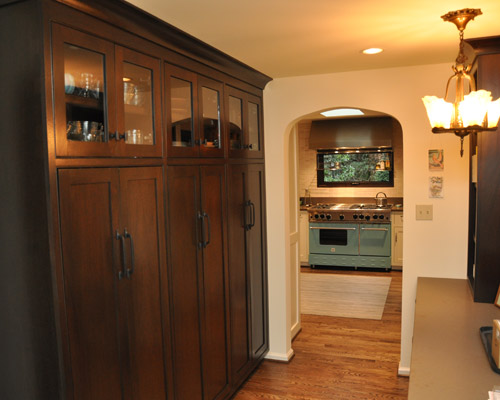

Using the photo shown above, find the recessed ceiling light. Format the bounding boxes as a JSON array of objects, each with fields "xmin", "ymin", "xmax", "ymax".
[
  {"xmin": 362, "ymin": 48, "xmax": 383, "ymax": 55},
  {"xmin": 320, "ymin": 108, "xmax": 365, "ymax": 117}
]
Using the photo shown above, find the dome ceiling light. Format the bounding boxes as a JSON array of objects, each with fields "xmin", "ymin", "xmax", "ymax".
[{"xmin": 422, "ymin": 8, "xmax": 500, "ymax": 157}]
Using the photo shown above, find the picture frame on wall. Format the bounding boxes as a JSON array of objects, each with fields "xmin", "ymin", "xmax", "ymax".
[{"xmin": 429, "ymin": 149, "xmax": 444, "ymax": 170}]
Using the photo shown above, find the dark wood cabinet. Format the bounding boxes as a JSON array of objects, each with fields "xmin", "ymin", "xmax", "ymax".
[
  {"xmin": 165, "ymin": 64, "xmax": 225, "ymax": 158},
  {"xmin": 226, "ymin": 86, "xmax": 264, "ymax": 159},
  {"xmin": 0, "ymin": 0, "xmax": 270, "ymax": 399},
  {"xmin": 166, "ymin": 165, "xmax": 230, "ymax": 400},
  {"xmin": 52, "ymin": 24, "xmax": 163, "ymax": 158},
  {"xmin": 227, "ymin": 163, "xmax": 268, "ymax": 384},
  {"xmin": 58, "ymin": 167, "xmax": 168, "ymax": 399},
  {"xmin": 467, "ymin": 36, "xmax": 500, "ymax": 303}
]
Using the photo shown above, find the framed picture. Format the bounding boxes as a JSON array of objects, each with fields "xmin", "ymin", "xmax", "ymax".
[
  {"xmin": 495, "ymin": 285, "xmax": 500, "ymax": 308},
  {"xmin": 429, "ymin": 176, "xmax": 443, "ymax": 198},
  {"xmin": 429, "ymin": 149, "xmax": 444, "ymax": 170}
]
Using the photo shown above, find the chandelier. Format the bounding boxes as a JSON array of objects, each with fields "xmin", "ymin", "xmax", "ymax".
[{"xmin": 422, "ymin": 8, "xmax": 500, "ymax": 157}]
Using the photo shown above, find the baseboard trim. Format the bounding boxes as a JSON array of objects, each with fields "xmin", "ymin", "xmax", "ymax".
[
  {"xmin": 398, "ymin": 363, "xmax": 410, "ymax": 377},
  {"xmin": 264, "ymin": 348, "xmax": 295, "ymax": 362}
]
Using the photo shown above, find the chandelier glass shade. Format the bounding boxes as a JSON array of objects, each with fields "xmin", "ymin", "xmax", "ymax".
[{"xmin": 422, "ymin": 8, "xmax": 500, "ymax": 156}]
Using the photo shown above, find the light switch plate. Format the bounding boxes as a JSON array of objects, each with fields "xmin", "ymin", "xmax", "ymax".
[{"xmin": 416, "ymin": 204, "xmax": 433, "ymax": 220}]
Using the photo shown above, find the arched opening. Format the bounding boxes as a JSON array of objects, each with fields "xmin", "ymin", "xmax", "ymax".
[{"xmin": 285, "ymin": 106, "xmax": 404, "ymax": 346}]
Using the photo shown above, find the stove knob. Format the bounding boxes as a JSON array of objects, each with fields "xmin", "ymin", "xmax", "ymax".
[
  {"xmin": 373, "ymin": 215, "xmax": 378, "ymax": 219},
  {"xmin": 339, "ymin": 214, "xmax": 345, "ymax": 220},
  {"xmin": 326, "ymin": 214, "xmax": 332, "ymax": 220},
  {"xmin": 314, "ymin": 214, "xmax": 320, "ymax": 219},
  {"xmin": 353, "ymin": 214, "xmax": 358, "ymax": 220},
  {"xmin": 379, "ymin": 215, "xmax": 385, "ymax": 220},
  {"xmin": 365, "ymin": 215, "xmax": 371, "ymax": 221},
  {"xmin": 359, "ymin": 214, "xmax": 365, "ymax": 219},
  {"xmin": 320, "ymin": 214, "xmax": 325, "ymax": 219}
]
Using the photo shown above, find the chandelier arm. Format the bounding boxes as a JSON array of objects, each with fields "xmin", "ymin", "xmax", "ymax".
[{"xmin": 443, "ymin": 74, "xmax": 456, "ymax": 102}]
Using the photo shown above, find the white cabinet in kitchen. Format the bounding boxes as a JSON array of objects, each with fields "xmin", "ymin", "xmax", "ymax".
[
  {"xmin": 299, "ymin": 210, "xmax": 309, "ymax": 264},
  {"xmin": 391, "ymin": 211, "xmax": 403, "ymax": 268}
]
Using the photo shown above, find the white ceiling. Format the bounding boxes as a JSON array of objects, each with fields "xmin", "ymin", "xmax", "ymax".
[{"xmin": 126, "ymin": 0, "xmax": 500, "ymax": 78}]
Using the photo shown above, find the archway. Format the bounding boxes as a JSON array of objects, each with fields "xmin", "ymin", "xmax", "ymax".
[{"xmin": 285, "ymin": 107, "xmax": 404, "ymax": 340}]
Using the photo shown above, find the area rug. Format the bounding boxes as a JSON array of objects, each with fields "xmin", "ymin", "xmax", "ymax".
[{"xmin": 300, "ymin": 273, "xmax": 391, "ymax": 320}]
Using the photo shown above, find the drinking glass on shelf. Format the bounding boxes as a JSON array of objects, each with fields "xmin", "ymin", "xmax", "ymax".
[{"xmin": 80, "ymin": 73, "xmax": 94, "ymax": 98}]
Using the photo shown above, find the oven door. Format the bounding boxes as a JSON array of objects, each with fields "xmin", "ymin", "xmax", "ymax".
[
  {"xmin": 359, "ymin": 223, "xmax": 391, "ymax": 256},
  {"xmin": 309, "ymin": 222, "xmax": 359, "ymax": 255}
]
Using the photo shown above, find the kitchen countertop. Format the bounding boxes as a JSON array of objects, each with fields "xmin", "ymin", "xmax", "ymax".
[{"xmin": 409, "ymin": 277, "xmax": 500, "ymax": 399}]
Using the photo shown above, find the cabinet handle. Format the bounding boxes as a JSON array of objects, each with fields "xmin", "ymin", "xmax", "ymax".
[
  {"xmin": 244, "ymin": 200, "xmax": 252, "ymax": 231},
  {"xmin": 248, "ymin": 143, "xmax": 253, "ymax": 150},
  {"xmin": 198, "ymin": 212, "xmax": 205, "ymax": 248},
  {"xmin": 249, "ymin": 201, "xmax": 256, "ymax": 229},
  {"xmin": 203, "ymin": 212, "xmax": 211, "ymax": 248},
  {"xmin": 124, "ymin": 228, "xmax": 135, "ymax": 278},
  {"xmin": 115, "ymin": 230, "xmax": 126, "ymax": 280},
  {"xmin": 109, "ymin": 132, "xmax": 125, "ymax": 141}
]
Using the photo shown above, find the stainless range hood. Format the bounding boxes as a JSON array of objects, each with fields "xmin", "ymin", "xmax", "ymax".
[{"xmin": 309, "ymin": 116, "xmax": 395, "ymax": 150}]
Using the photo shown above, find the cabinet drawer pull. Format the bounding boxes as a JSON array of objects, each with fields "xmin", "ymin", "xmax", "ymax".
[
  {"xmin": 115, "ymin": 230, "xmax": 126, "ymax": 280},
  {"xmin": 124, "ymin": 228, "xmax": 135, "ymax": 278}
]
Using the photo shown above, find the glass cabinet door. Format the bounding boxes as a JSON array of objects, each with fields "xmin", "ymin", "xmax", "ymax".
[
  {"xmin": 53, "ymin": 24, "xmax": 116, "ymax": 157},
  {"xmin": 228, "ymin": 95, "xmax": 243, "ymax": 151},
  {"xmin": 247, "ymin": 100, "xmax": 261, "ymax": 153},
  {"xmin": 199, "ymin": 77, "xmax": 224, "ymax": 157},
  {"xmin": 227, "ymin": 87, "xmax": 264, "ymax": 158},
  {"xmin": 115, "ymin": 46, "xmax": 162, "ymax": 157},
  {"xmin": 166, "ymin": 65, "xmax": 198, "ymax": 157}
]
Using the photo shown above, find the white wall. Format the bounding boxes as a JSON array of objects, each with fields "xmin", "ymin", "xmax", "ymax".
[{"xmin": 263, "ymin": 63, "xmax": 469, "ymax": 370}]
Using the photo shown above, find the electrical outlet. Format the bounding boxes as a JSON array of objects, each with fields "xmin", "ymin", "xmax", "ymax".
[{"xmin": 416, "ymin": 205, "xmax": 433, "ymax": 220}]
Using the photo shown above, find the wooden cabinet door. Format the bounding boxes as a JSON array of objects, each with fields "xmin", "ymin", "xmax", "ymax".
[
  {"xmin": 198, "ymin": 77, "xmax": 225, "ymax": 158},
  {"xmin": 165, "ymin": 65, "xmax": 199, "ymax": 157},
  {"xmin": 114, "ymin": 47, "xmax": 163, "ymax": 158},
  {"xmin": 199, "ymin": 165, "xmax": 230, "ymax": 399},
  {"xmin": 118, "ymin": 167, "xmax": 167, "ymax": 399},
  {"xmin": 52, "ymin": 24, "xmax": 116, "ymax": 158},
  {"xmin": 58, "ymin": 167, "xmax": 168, "ymax": 400},
  {"xmin": 226, "ymin": 87, "xmax": 264, "ymax": 159},
  {"xmin": 227, "ymin": 164, "xmax": 268, "ymax": 384},
  {"xmin": 58, "ymin": 168, "xmax": 123, "ymax": 399},
  {"xmin": 246, "ymin": 164, "xmax": 268, "ymax": 360},
  {"xmin": 227, "ymin": 164, "xmax": 252, "ymax": 383},
  {"xmin": 166, "ymin": 165, "xmax": 204, "ymax": 399}
]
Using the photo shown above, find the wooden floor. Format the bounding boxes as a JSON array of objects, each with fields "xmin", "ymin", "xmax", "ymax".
[{"xmin": 233, "ymin": 267, "xmax": 409, "ymax": 399}]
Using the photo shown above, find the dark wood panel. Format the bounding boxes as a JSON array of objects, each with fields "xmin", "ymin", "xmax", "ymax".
[
  {"xmin": 0, "ymin": 1, "xmax": 61, "ymax": 398},
  {"xmin": 227, "ymin": 164, "xmax": 252, "ymax": 381},
  {"xmin": 468, "ymin": 39, "xmax": 500, "ymax": 303},
  {"xmin": 58, "ymin": 168, "xmax": 123, "ymax": 399},
  {"xmin": 119, "ymin": 167, "xmax": 167, "ymax": 399},
  {"xmin": 166, "ymin": 165, "xmax": 203, "ymax": 399},
  {"xmin": 200, "ymin": 165, "xmax": 230, "ymax": 399}
]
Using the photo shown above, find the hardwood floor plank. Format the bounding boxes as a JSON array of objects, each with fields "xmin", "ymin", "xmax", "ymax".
[{"xmin": 234, "ymin": 269, "xmax": 408, "ymax": 399}]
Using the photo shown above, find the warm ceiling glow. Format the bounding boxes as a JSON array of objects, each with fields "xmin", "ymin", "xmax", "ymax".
[
  {"xmin": 320, "ymin": 108, "xmax": 364, "ymax": 117},
  {"xmin": 362, "ymin": 48, "xmax": 383, "ymax": 55}
]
